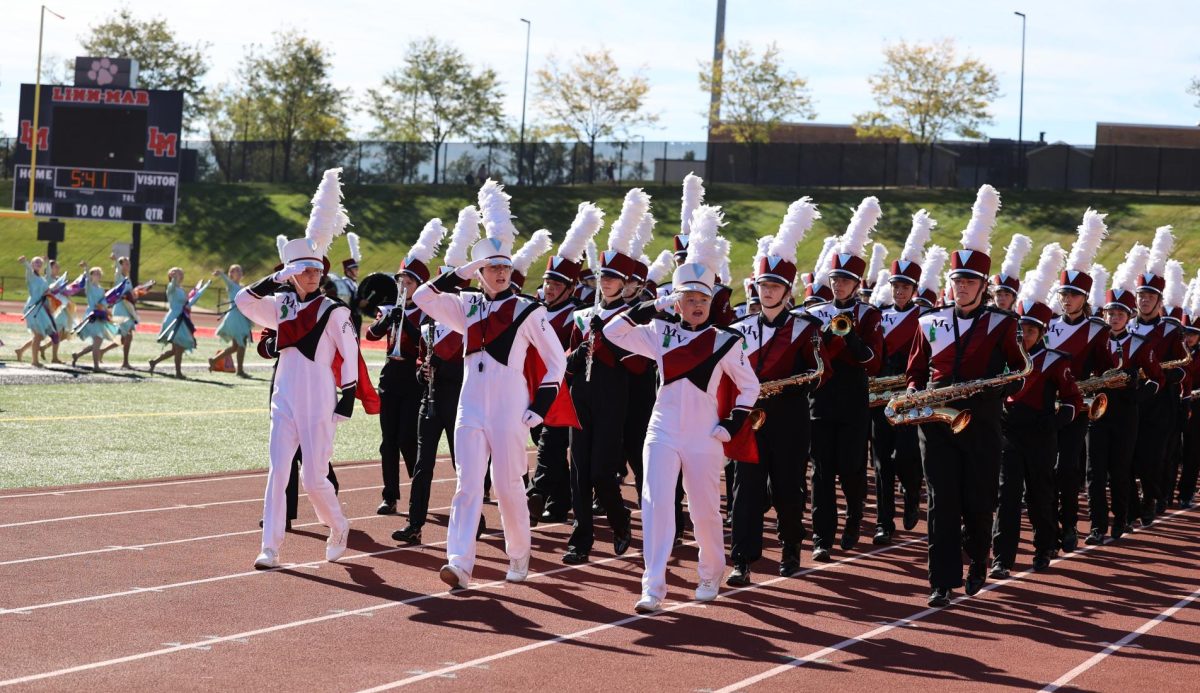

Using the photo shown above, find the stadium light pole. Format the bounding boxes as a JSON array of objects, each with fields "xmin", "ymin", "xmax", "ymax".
[
  {"xmin": 1014, "ymin": 11, "xmax": 1026, "ymax": 188},
  {"xmin": 517, "ymin": 18, "xmax": 531, "ymax": 186}
]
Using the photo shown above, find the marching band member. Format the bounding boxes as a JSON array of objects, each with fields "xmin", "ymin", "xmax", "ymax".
[
  {"xmin": 368, "ymin": 219, "xmax": 447, "ymax": 515},
  {"xmin": 15, "ymin": 256, "xmax": 56, "ymax": 368},
  {"xmin": 991, "ymin": 243, "xmax": 1082, "ymax": 577},
  {"xmin": 804, "ymin": 197, "xmax": 884, "ymax": 561},
  {"xmin": 870, "ymin": 210, "xmax": 935, "ymax": 545},
  {"xmin": 989, "ymin": 234, "xmax": 1033, "ymax": 315},
  {"xmin": 1087, "ymin": 246, "xmax": 1163, "ymax": 543},
  {"xmin": 235, "ymin": 167, "xmax": 366, "ymax": 570},
  {"xmin": 414, "ymin": 180, "xmax": 571, "ymax": 590},
  {"xmin": 605, "ymin": 204, "xmax": 760, "ymax": 613},
  {"xmin": 905, "ymin": 185, "xmax": 1025, "ymax": 607},
  {"xmin": 112, "ymin": 255, "xmax": 140, "ymax": 369},
  {"xmin": 148, "ymin": 267, "xmax": 199, "ymax": 378},
  {"xmin": 40, "ymin": 259, "xmax": 72, "ymax": 364},
  {"xmin": 1129, "ymin": 227, "xmax": 1187, "ymax": 526},
  {"xmin": 561, "ymin": 189, "xmax": 649, "ymax": 564},
  {"xmin": 1046, "ymin": 210, "xmax": 1113, "ymax": 552},
  {"xmin": 1159, "ymin": 261, "xmax": 1189, "ymax": 513},
  {"xmin": 211, "ymin": 264, "xmax": 254, "ymax": 377},
  {"xmin": 394, "ymin": 207, "xmax": 482, "ymax": 544},
  {"xmin": 727, "ymin": 197, "xmax": 829, "ymax": 586},
  {"xmin": 71, "ymin": 263, "xmax": 122, "ymax": 372},
  {"xmin": 1177, "ymin": 276, "xmax": 1200, "ymax": 509},
  {"xmin": 527, "ymin": 203, "xmax": 603, "ymax": 527}
]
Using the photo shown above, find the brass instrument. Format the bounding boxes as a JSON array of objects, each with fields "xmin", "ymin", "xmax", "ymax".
[
  {"xmin": 868, "ymin": 373, "xmax": 908, "ymax": 408},
  {"xmin": 748, "ymin": 336, "xmax": 824, "ymax": 430},
  {"xmin": 1161, "ymin": 348, "xmax": 1193, "ymax": 372},
  {"xmin": 884, "ymin": 338, "xmax": 1034, "ymax": 434},
  {"xmin": 1072, "ymin": 368, "xmax": 1135, "ymax": 421},
  {"xmin": 827, "ymin": 310, "xmax": 854, "ymax": 337},
  {"xmin": 386, "ymin": 284, "xmax": 410, "ymax": 361}
]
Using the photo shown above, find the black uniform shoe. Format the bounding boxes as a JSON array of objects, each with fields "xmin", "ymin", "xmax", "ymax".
[
  {"xmin": 1155, "ymin": 499, "xmax": 1167, "ymax": 515},
  {"xmin": 928, "ymin": 588, "xmax": 952, "ymax": 607},
  {"xmin": 1181, "ymin": 495, "xmax": 1194, "ymax": 509},
  {"xmin": 811, "ymin": 546, "xmax": 831, "ymax": 563},
  {"xmin": 376, "ymin": 501, "xmax": 397, "ymax": 515},
  {"xmin": 988, "ymin": 563, "xmax": 1010, "ymax": 580},
  {"xmin": 840, "ymin": 526, "xmax": 860, "ymax": 551},
  {"xmin": 779, "ymin": 544, "xmax": 802, "ymax": 577},
  {"xmin": 1113, "ymin": 524, "xmax": 1127, "ymax": 540},
  {"xmin": 872, "ymin": 528, "xmax": 892, "ymax": 546},
  {"xmin": 562, "ymin": 549, "xmax": 589, "ymax": 565},
  {"xmin": 965, "ymin": 569, "xmax": 986, "ymax": 596},
  {"xmin": 391, "ymin": 524, "xmax": 422, "ymax": 544},
  {"xmin": 613, "ymin": 528, "xmax": 632, "ymax": 556},
  {"xmin": 527, "ymin": 493, "xmax": 545, "ymax": 527},
  {"xmin": 1032, "ymin": 552, "xmax": 1052, "ymax": 572},
  {"xmin": 476, "ymin": 516, "xmax": 487, "ymax": 539},
  {"xmin": 903, "ymin": 496, "xmax": 920, "ymax": 531},
  {"xmin": 727, "ymin": 564, "xmax": 752, "ymax": 586},
  {"xmin": 1061, "ymin": 529, "xmax": 1078, "ymax": 553},
  {"xmin": 1122, "ymin": 521, "xmax": 1133, "ymax": 535},
  {"xmin": 1084, "ymin": 529, "xmax": 1105, "ymax": 545},
  {"xmin": 541, "ymin": 510, "xmax": 569, "ymax": 523},
  {"xmin": 1140, "ymin": 511, "xmax": 1154, "ymax": 527},
  {"xmin": 592, "ymin": 499, "xmax": 606, "ymax": 517}
]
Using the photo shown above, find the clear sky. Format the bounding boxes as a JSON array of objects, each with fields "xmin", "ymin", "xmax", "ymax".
[{"xmin": 2, "ymin": 0, "xmax": 1198, "ymax": 144}]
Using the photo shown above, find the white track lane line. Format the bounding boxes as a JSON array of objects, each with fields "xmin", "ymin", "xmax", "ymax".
[
  {"xmin": 1040, "ymin": 583, "xmax": 1200, "ymax": 692},
  {"xmin": 0, "ymin": 510, "xmax": 565, "ymax": 616},
  {"xmin": 712, "ymin": 505, "xmax": 1200, "ymax": 693},
  {"xmin": 353, "ymin": 537, "xmax": 924, "ymax": 692}
]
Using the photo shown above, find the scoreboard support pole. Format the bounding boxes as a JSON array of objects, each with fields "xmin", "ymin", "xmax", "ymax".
[{"xmin": 130, "ymin": 223, "xmax": 142, "ymax": 285}]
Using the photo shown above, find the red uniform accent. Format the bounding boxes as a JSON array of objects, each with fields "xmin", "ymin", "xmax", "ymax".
[
  {"xmin": 717, "ymin": 375, "xmax": 758, "ymax": 462},
  {"xmin": 880, "ymin": 304, "xmax": 920, "ymax": 372},
  {"xmin": 465, "ymin": 298, "xmax": 518, "ymax": 354},
  {"xmin": 523, "ymin": 349, "xmax": 580, "ymax": 428},
  {"xmin": 1007, "ymin": 348, "xmax": 1083, "ymax": 414},
  {"xmin": 331, "ymin": 350, "xmax": 381, "ymax": 415}
]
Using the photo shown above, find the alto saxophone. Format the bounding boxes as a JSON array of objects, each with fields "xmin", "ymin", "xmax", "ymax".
[
  {"xmin": 1160, "ymin": 348, "xmax": 1193, "ymax": 371},
  {"xmin": 884, "ymin": 338, "xmax": 1034, "ymax": 434},
  {"xmin": 1071, "ymin": 368, "xmax": 1135, "ymax": 421},
  {"xmin": 868, "ymin": 373, "xmax": 909, "ymax": 408},
  {"xmin": 747, "ymin": 336, "xmax": 824, "ymax": 430}
]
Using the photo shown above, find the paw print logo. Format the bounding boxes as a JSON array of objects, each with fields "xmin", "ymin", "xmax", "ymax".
[{"xmin": 87, "ymin": 58, "xmax": 119, "ymax": 86}]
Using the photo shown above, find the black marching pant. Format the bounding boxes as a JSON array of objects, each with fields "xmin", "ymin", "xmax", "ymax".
[
  {"xmin": 919, "ymin": 395, "xmax": 1003, "ymax": 589},
  {"xmin": 623, "ymin": 369, "xmax": 656, "ymax": 490},
  {"xmin": 378, "ymin": 360, "xmax": 421, "ymax": 504},
  {"xmin": 406, "ymin": 369, "xmax": 462, "ymax": 528},
  {"xmin": 568, "ymin": 374, "xmax": 632, "ymax": 554},
  {"xmin": 1087, "ymin": 392, "xmax": 1137, "ymax": 533},
  {"xmin": 810, "ymin": 412, "xmax": 869, "ymax": 549},
  {"xmin": 1054, "ymin": 414, "xmax": 1089, "ymax": 535},
  {"xmin": 529, "ymin": 425, "xmax": 572, "ymax": 518},
  {"xmin": 870, "ymin": 408, "xmax": 922, "ymax": 533},
  {"xmin": 731, "ymin": 396, "xmax": 809, "ymax": 565},
  {"xmin": 285, "ymin": 449, "xmax": 340, "ymax": 520},
  {"xmin": 992, "ymin": 413, "xmax": 1058, "ymax": 568},
  {"xmin": 1179, "ymin": 399, "xmax": 1200, "ymax": 502},
  {"xmin": 1130, "ymin": 392, "xmax": 1172, "ymax": 512},
  {"xmin": 1160, "ymin": 397, "xmax": 1188, "ymax": 505}
]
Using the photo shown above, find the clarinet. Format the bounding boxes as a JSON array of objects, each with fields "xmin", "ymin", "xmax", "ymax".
[
  {"xmin": 422, "ymin": 321, "xmax": 437, "ymax": 419},
  {"xmin": 584, "ymin": 286, "xmax": 603, "ymax": 382}
]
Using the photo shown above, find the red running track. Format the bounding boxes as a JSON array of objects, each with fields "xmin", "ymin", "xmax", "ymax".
[{"xmin": 0, "ymin": 458, "xmax": 1197, "ymax": 691}]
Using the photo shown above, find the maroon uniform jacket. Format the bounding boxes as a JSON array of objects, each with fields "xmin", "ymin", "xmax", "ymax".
[
  {"xmin": 907, "ymin": 305, "xmax": 1024, "ymax": 392},
  {"xmin": 879, "ymin": 302, "xmax": 921, "ymax": 376},
  {"xmin": 1045, "ymin": 313, "xmax": 1115, "ymax": 381},
  {"xmin": 729, "ymin": 310, "xmax": 832, "ymax": 396},
  {"xmin": 1006, "ymin": 346, "xmax": 1084, "ymax": 423}
]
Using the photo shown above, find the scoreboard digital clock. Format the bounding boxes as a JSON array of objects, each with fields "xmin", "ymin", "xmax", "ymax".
[{"xmin": 11, "ymin": 83, "xmax": 183, "ymax": 225}]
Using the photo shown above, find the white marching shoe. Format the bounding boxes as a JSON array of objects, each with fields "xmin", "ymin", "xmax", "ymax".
[
  {"xmin": 325, "ymin": 520, "xmax": 350, "ymax": 562},
  {"xmin": 634, "ymin": 594, "xmax": 662, "ymax": 614},
  {"xmin": 695, "ymin": 579, "xmax": 719, "ymax": 602},
  {"xmin": 505, "ymin": 554, "xmax": 531, "ymax": 582},
  {"xmin": 253, "ymin": 548, "xmax": 279, "ymax": 570},
  {"xmin": 439, "ymin": 564, "xmax": 469, "ymax": 589}
]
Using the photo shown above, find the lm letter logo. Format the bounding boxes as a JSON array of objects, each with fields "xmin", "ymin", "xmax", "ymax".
[
  {"xmin": 147, "ymin": 127, "xmax": 177, "ymax": 157},
  {"xmin": 19, "ymin": 121, "xmax": 49, "ymax": 151}
]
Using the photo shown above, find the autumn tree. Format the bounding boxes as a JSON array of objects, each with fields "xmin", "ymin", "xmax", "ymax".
[
  {"xmin": 366, "ymin": 37, "xmax": 506, "ymax": 184},
  {"xmin": 535, "ymin": 47, "xmax": 657, "ymax": 182},
  {"xmin": 1189, "ymin": 76, "xmax": 1200, "ymax": 109},
  {"xmin": 698, "ymin": 41, "xmax": 816, "ymax": 143},
  {"xmin": 854, "ymin": 39, "xmax": 999, "ymax": 182}
]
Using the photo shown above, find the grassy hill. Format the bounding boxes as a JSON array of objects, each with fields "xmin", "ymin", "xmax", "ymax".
[{"xmin": 2, "ymin": 181, "xmax": 1199, "ymax": 307}]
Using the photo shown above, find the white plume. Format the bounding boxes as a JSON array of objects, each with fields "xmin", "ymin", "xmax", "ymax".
[
  {"xmin": 768, "ymin": 197, "xmax": 820, "ymax": 263},
  {"xmin": 743, "ymin": 277, "xmax": 755, "ymax": 298},
  {"xmin": 812, "ymin": 235, "xmax": 840, "ymax": 287},
  {"xmin": 960, "ymin": 184, "xmax": 1001, "ymax": 255},
  {"xmin": 608, "ymin": 188, "xmax": 651, "ymax": 255},
  {"xmin": 511, "ymin": 229, "xmax": 553, "ymax": 274},
  {"xmin": 718, "ymin": 255, "xmax": 731, "ymax": 285},
  {"xmin": 870, "ymin": 269, "xmax": 893, "ymax": 307},
  {"xmin": 1188, "ymin": 270, "xmax": 1200, "ymax": 320},
  {"xmin": 918, "ymin": 246, "xmax": 950, "ymax": 297},
  {"xmin": 445, "ymin": 206, "xmax": 482, "ymax": 267},
  {"xmin": 558, "ymin": 202, "xmax": 605, "ymax": 263},
  {"xmin": 1047, "ymin": 282, "xmax": 1064, "ymax": 315},
  {"xmin": 753, "ymin": 235, "xmax": 774, "ymax": 275},
  {"xmin": 837, "ymin": 196, "xmax": 882, "ymax": 257},
  {"xmin": 902, "ymin": 209, "xmax": 936, "ymax": 263},
  {"xmin": 586, "ymin": 239, "xmax": 600, "ymax": 271},
  {"xmin": 646, "ymin": 250, "xmax": 674, "ymax": 285},
  {"xmin": 1163, "ymin": 259, "xmax": 1186, "ymax": 309},
  {"xmin": 866, "ymin": 243, "xmax": 888, "ymax": 286},
  {"xmin": 407, "ymin": 219, "xmax": 447, "ymax": 264},
  {"xmin": 680, "ymin": 173, "xmax": 705, "ymax": 236},
  {"xmin": 684, "ymin": 205, "xmax": 726, "ymax": 276},
  {"xmin": 999, "ymin": 234, "xmax": 1034, "ymax": 280},
  {"xmin": 1066, "ymin": 208, "xmax": 1108, "ymax": 273},
  {"xmin": 632, "ymin": 212, "xmax": 656, "ymax": 258},
  {"xmin": 1113, "ymin": 243, "xmax": 1150, "ymax": 293},
  {"xmin": 1017, "ymin": 242, "xmax": 1066, "ymax": 305},
  {"xmin": 476, "ymin": 179, "xmax": 520, "ymax": 245},
  {"xmin": 1147, "ymin": 225, "xmax": 1175, "ymax": 277},
  {"xmin": 305, "ymin": 167, "xmax": 351, "ymax": 257},
  {"xmin": 346, "ymin": 231, "xmax": 361, "ymax": 263},
  {"xmin": 275, "ymin": 234, "xmax": 288, "ymax": 263},
  {"xmin": 1089, "ymin": 264, "xmax": 1110, "ymax": 310}
]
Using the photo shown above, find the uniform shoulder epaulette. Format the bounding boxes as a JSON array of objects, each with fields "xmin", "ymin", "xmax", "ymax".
[
  {"xmin": 715, "ymin": 324, "xmax": 743, "ymax": 338},
  {"xmin": 1087, "ymin": 315, "xmax": 1107, "ymax": 327},
  {"xmin": 795, "ymin": 311, "xmax": 823, "ymax": 328}
]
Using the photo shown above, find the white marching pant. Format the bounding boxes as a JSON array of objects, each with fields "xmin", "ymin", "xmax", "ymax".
[
  {"xmin": 261, "ymin": 405, "xmax": 345, "ymax": 552},
  {"xmin": 640, "ymin": 439, "xmax": 726, "ymax": 601},
  {"xmin": 446, "ymin": 422, "xmax": 532, "ymax": 576}
]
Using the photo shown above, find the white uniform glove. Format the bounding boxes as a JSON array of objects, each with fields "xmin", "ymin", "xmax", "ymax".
[
  {"xmin": 454, "ymin": 258, "xmax": 491, "ymax": 280},
  {"xmin": 710, "ymin": 424, "xmax": 731, "ymax": 443},
  {"xmin": 521, "ymin": 410, "xmax": 544, "ymax": 428},
  {"xmin": 654, "ymin": 292, "xmax": 684, "ymax": 311},
  {"xmin": 273, "ymin": 264, "xmax": 306, "ymax": 283}
]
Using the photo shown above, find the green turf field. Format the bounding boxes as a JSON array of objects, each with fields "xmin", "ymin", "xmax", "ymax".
[{"xmin": 0, "ymin": 322, "xmax": 448, "ymax": 489}]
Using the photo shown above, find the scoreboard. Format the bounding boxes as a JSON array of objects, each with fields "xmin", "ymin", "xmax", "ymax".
[{"xmin": 11, "ymin": 83, "xmax": 183, "ymax": 225}]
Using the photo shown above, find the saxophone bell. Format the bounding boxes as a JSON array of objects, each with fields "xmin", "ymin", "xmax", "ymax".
[
  {"xmin": 748, "ymin": 408, "xmax": 767, "ymax": 430},
  {"xmin": 1085, "ymin": 393, "xmax": 1108, "ymax": 420}
]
